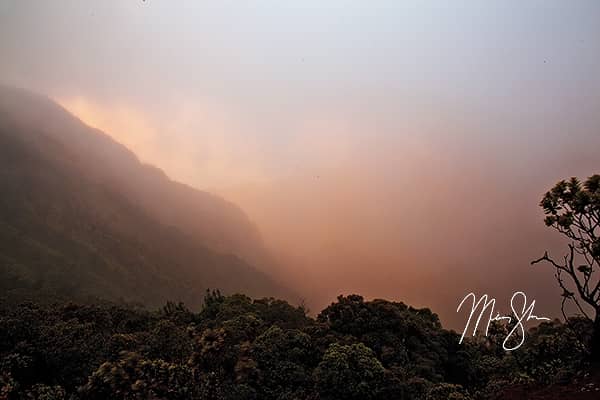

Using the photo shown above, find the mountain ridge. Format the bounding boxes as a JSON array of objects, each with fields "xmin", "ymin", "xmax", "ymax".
[{"xmin": 0, "ymin": 84, "xmax": 291, "ymax": 307}]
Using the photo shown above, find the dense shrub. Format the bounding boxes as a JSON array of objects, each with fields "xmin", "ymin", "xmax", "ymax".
[{"xmin": 0, "ymin": 293, "xmax": 591, "ymax": 399}]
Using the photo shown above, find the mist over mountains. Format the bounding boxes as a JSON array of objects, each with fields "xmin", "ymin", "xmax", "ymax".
[
  {"xmin": 1, "ymin": 84, "xmax": 599, "ymax": 328},
  {"xmin": 0, "ymin": 85, "xmax": 290, "ymax": 307},
  {"xmin": 1, "ymin": 2, "xmax": 600, "ymax": 398}
]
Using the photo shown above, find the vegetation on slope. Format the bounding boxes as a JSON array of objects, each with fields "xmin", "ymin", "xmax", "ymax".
[
  {"xmin": 0, "ymin": 292, "xmax": 594, "ymax": 400},
  {"xmin": 0, "ymin": 86, "xmax": 290, "ymax": 306}
]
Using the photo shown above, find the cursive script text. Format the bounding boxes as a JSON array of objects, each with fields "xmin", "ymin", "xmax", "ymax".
[{"xmin": 457, "ymin": 291, "xmax": 550, "ymax": 351}]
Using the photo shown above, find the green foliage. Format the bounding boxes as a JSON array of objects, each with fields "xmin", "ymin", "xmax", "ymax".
[
  {"xmin": 251, "ymin": 326, "xmax": 316, "ymax": 399},
  {"xmin": 314, "ymin": 342, "xmax": 386, "ymax": 400},
  {"xmin": 80, "ymin": 352, "xmax": 198, "ymax": 400},
  {"xmin": 425, "ymin": 383, "xmax": 471, "ymax": 400},
  {"xmin": 21, "ymin": 384, "xmax": 66, "ymax": 400},
  {"xmin": 317, "ymin": 295, "xmax": 448, "ymax": 381},
  {"xmin": 0, "ymin": 294, "xmax": 592, "ymax": 400},
  {"xmin": 512, "ymin": 318, "xmax": 591, "ymax": 384}
]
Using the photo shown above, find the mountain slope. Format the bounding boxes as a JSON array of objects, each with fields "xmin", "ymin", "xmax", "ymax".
[{"xmin": 0, "ymin": 85, "xmax": 289, "ymax": 307}]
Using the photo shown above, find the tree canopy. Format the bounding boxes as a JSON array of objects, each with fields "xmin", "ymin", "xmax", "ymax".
[
  {"xmin": 0, "ymin": 291, "xmax": 593, "ymax": 400},
  {"xmin": 533, "ymin": 174, "xmax": 600, "ymax": 360}
]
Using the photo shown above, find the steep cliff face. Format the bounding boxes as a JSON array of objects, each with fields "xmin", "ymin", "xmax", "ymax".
[{"xmin": 0, "ymin": 85, "xmax": 289, "ymax": 306}]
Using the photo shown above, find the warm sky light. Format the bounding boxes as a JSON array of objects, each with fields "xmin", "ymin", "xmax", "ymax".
[{"xmin": 1, "ymin": 0, "xmax": 599, "ymax": 326}]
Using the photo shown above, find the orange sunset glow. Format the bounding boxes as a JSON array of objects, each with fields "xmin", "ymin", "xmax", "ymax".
[{"xmin": 1, "ymin": 2, "xmax": 600, "ymax": 398}]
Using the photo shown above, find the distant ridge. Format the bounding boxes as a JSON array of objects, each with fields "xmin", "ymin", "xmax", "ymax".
[{"xmin": 0, "ymin": 85, "xmax": 291, "ymax": 307}]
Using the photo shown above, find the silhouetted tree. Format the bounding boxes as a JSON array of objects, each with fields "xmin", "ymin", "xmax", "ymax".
[{"xmin": 532, "ymin": 174, "xmax": 600, "ymax": 360}]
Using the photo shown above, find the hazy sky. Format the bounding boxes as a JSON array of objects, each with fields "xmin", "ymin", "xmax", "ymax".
[
  {"xmin": 1, "ymin": 0, "xmax": 598, "ymax": 186},
  {"xmin": 1, "ymin": 0, "xmax": 599, "ymax": 325}
]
